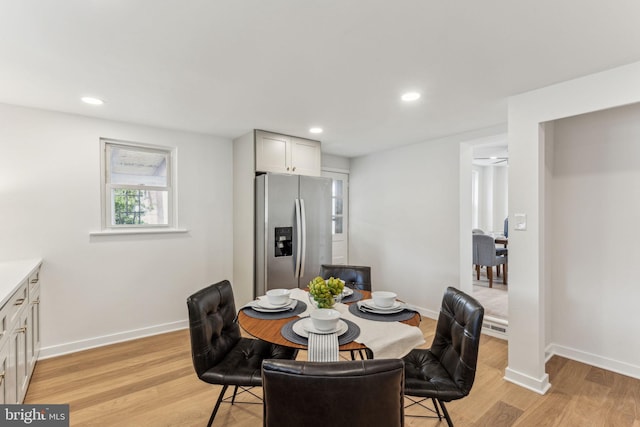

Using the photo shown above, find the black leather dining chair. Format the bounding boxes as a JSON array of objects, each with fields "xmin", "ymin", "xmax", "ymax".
[
  {"xmin": 262, "ymin": 359, "xmax": 405, "ymax": 427},
  {"xmin": 402, "ymin": 287, "xmax": 484, "ymax": 427},
  {"xmin": 187, "ymin": 280, "xmax": 298, "ymax": 426},
  {"xmin": 320, "ymin": 264, "xmax": 372, "ymax": 292}
]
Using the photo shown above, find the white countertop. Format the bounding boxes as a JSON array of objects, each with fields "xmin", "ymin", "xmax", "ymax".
[{"xmin": 0, "ymin": 258, "xmax": 43, "ymax": 307}]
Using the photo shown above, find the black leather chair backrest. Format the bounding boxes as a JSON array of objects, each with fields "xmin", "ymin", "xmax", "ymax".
[
  {"xmin": 320, "ymin": 264, "xmax": 372, "ymax": 291},
  {"xmin": 262, "ymin": 359, "xmax": 404, "ymax": 427},
  {"xmin": 430, "ymin": 287, "xmax": 484, "ymax": 396},
  {"xmin": 186, "ymin": 280, "xmax": 241, "ymax": 378}
]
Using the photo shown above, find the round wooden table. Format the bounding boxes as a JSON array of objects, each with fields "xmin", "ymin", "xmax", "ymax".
[{"xmin": 237, "ymin": 290, "xmax": 421, "ymax": 353}]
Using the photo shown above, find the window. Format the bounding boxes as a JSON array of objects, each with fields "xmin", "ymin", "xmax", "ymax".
[
  {"xmin": 101, "ymin": 139, "xmax": 175, "ymax": 229},
  {"xmin": 471, "ymin": 169, "xmax": 479, "ymax": 229}
]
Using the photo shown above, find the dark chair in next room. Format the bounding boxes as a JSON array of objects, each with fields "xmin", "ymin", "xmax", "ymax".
[{"xmin": 473, "ymin": 233, "xmax": 507, "ymax": 287}]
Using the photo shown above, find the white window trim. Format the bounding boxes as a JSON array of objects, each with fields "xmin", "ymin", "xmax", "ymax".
[{"xmin": 98, "ymin": 138, "xmax": 181, "ymax": 233}]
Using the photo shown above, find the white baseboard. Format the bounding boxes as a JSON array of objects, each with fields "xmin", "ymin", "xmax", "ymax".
[
  {"xmin": 545, "ymin": 343, "xmax": 640, "ymax": 381},
  {"xmin": 39, "ymin": 320, "xmax": 189, "ymax": 359},
  {"xmin": 504, "ymin": 367, "xmax": 551, "ymax": 395}
]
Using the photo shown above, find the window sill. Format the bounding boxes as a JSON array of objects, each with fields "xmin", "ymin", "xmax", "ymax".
[{"xmin": 89, "ymin": 228, "xmax": 189, "ymax": 237}]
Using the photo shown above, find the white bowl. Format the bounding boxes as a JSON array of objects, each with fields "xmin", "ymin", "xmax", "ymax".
[
  {"xmin": 266, "ymin": 289, "xmax": 291, "ymax": 306},
  {"xmin": 372, "ymin": 291, "xmax": 397, "ymax": 308},
  {"xmin": 310, "ymin": 309, "xmax": 341, "ymax": 331}
]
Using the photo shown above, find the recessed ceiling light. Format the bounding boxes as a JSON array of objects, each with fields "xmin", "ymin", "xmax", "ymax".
[
  {"xmin": 401, "ymin": 92, "xmax": 421, "ymax": 102},
  {"xmin": 81, "ymin": 96, "xmax": 105, "ymax": 105},
  {"xmin": 309, "ymin": 127, "xmax": 323, "ymax": 134}
]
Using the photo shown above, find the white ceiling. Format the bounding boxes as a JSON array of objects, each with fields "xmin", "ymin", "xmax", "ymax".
[{"xmin": 2, "ymin": 1, "xmax": 640, "ymax": 158}]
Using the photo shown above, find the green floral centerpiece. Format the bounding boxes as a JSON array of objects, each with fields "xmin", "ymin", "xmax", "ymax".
[{"xmin": 308, "ymin": 276, "xmax": 345, "ymax": 308}]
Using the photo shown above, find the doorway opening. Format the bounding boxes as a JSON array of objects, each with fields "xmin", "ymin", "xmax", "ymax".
[{"xmin": 471, "ymin": 143, "xmax": 509, "ymax": 323}]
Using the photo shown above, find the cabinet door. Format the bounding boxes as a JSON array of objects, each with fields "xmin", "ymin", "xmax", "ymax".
[
  {"xmin": 6, "ymin": 325, "xmax": 18, "ymax": 404},
  {"xmin": 291, "ymin": 138, "xmax": 321, "ymax": 176},
  {"xmin": 0, "ymin": 341, "xmax": 9, "ymax": 404},
  {"xmin": 255, "ymin": 131, "xmax": 290, "ymax": 173},
  {"xmin": 28, "ymin": 286, "xmax": 40, "ymax": 370},
  {"xmin": 14, "ymin": 310, "xmax": 28, "ymax": 403}
]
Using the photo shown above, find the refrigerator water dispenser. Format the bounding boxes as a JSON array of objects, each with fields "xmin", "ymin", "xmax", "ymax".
[{"xmin": 274, "ymin": 227, "xmax": 293, "ymax": 257}]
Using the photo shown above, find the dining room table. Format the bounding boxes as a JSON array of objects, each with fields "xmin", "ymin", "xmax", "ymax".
[
  {"xmin": 236, "ymin": 288, "xmax": 424, "ymax": 359},
  {"xmin": 495, "ymin": 237, "xmax": 508, "ymax": 247}
]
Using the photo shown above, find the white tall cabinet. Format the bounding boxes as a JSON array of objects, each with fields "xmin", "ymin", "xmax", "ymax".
[
  {"xmin": 0, "ymin": 259, "xmax": 42, "ymax": 403},
  {"xmin": 233, "ymin": 130, "xmax": 322, "ymax": 306}
]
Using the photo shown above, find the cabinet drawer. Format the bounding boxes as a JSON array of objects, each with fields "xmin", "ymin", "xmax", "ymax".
[
  {"xmin": 6, "ymin": 282, "xmax": 28, "ymax": 327},
  {"xmin": 0, "ymin": 281, "xmax": 27, "ymax": 348},
  {"xmin": 28, "ymin": 269, "xmax": 40, "ymax": 295}
]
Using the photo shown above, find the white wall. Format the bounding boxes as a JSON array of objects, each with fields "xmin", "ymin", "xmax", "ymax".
[
  {"xmin": 507, "ymin": 60, "xmax": 640, "ymax": 393},
  {"xmin": 349, "ymin": 138, "xmax": 461, "ymax": 317},
  {"xmin": 321, "ymin": 153, "xmax": 350, "ymax": 171},
  {"xmin": 0, "ymin": 103, "xmax": 233, "ymax": 357},
  {"xmin": 547, "ymin": 103, "xmax": 640, "ymax": 377}
]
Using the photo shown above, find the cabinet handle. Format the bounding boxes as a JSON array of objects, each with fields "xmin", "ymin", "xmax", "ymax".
[
  {"xmin": 30, "ymin": 279, "xmax": 39, "ymax": 284},
  {"xmin": 286, "ymin": 167, "xmax": 290, "ymax": 171},
  {"xmin": 14, "ymin": 298, "xmax": 25, "ymax": 306},
  {"xmin": 33, "ymin": 299, "xmax": 40, "ymax": 305},
  {"xmin": 292, "ymin": 166, "xmax": 296, "ymax": 171},
  {"xmin": 0, "ymin": 371, "xmax": 4, "ymax": 385},
  {"xmin": 16, "ymin": 327, "xmax": 27, "ymax": 333}
]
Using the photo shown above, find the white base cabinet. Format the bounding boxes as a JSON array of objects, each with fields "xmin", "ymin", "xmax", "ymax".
[{"xmin": 0, "ymin": 259, "xmax": 42, "ymax": 403}]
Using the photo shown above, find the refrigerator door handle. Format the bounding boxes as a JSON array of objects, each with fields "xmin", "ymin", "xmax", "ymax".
[
  {"xmin": 300, "ymin": 198, "xmax": 307, "ymax": 278},
  {"xmin": 294, "ymin": 198, "xmax": 302, "ymax": 278}
]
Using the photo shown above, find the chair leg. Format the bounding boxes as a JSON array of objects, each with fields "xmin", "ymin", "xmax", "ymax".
[
  {"xmin": 496, "ymin": 264, "xmax": 501, "ymax": 277},
  {"xmin": 230, "ymin": 385, "xmax": 239, "ymax": 404},
  {"xmin": 431, "ymin": 398, "xmax": 442, "ymax": 420},
  {"xmin": 487, "ymin": 266, "xmax": 493, "ymax": 288},
  {"xmin": 438, "ymin": 400, "xmax": 454, "ymax": 427},
  {"xmin": 207, "ymin": 384, "xmax": 229, "ymax": 427},
  {"xmin": 503, "ymin": 262, "xmax": 508, "ymax": 285},
  {"xmin": 475, "ymin": 265, "xmax": 480, "ymax": 280}
]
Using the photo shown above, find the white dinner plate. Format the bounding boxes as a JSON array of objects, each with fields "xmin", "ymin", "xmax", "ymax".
[
  {"xmin": 359, "ymin": 299, "xmax": 406, "ymax": 313},
  {"xmin": 293, "ymin": 318, "xmax": 348, "ymax": 337},
  {"xmin": 255, "ymin": 296, "xmax": 293, "ymax": 309},
  {"xmin": 251, "ymin": 299, "xmax": 297, "ymax": 312},
  {"xmin": 341, "ymin": 287, "xmax": 354, "ymax": 297}
]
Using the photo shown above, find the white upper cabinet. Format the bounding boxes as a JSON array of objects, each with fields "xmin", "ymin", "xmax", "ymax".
[{"xmin": 255, "ymin": 130, "xmax": 321, "ymax": 176}]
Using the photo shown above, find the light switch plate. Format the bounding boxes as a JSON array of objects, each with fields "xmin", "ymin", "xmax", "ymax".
[{"xmin": 514, "ymin": 213, "xmax": 527, "ymax": 230}]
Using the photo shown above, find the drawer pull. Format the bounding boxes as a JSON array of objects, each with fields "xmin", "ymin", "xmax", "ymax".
[
  {"xmin": 30, "ymin": 279, "xmax": 39, "ymax": 284},
  {"xmin": 16, "ymin": 327, "xmax": 27, "ymax": 333},
  {"xmin": 33, "ymin": 299, "xmax": 40, "ymax": 305},
  {"xmin": 14, "ymin": 298, "xmax": 25, "ymax": 306}
]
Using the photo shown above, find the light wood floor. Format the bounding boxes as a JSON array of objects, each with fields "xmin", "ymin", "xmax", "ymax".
[{"xmin": 25, "ymin": 319, "xmax": 640, "ymax": 426}]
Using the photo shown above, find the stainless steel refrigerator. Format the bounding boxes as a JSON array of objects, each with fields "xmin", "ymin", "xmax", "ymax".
[{"xmin": 255, "ymin": 173, "xmax": 332, "ymax": 295}]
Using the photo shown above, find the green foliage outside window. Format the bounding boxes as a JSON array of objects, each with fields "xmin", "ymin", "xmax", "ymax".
[{"xmin": 114, "ymin": 189, "xmax": 152, "ymax": 225}]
